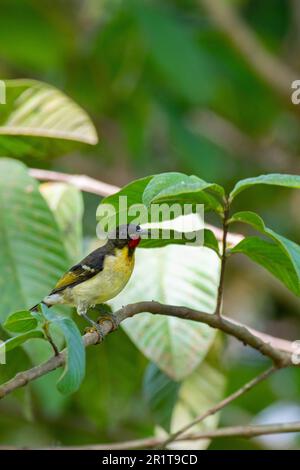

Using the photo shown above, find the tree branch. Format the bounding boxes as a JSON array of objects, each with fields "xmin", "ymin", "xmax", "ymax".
[
  {"xmin": 0, "ymin": 301, "xmax": 294, "ymax": 400},
  {"xmin": 160, "ymin": 365, "xmax": 276, "ymax": 448},
  {"xmin": 3, "ymin": 421, "xmax": 300, "ymax": 450},
  {"xmin": 29, "ymin": 168, "xmax": 120, "ymax": 197}
]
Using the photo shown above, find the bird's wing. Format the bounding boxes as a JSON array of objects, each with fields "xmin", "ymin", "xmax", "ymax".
[{"xmin": 51, "ymin": 246, "xmax": 108, "ymax": 294}]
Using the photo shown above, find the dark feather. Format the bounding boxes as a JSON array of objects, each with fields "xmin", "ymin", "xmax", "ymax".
[{"xmin": 50, "ymin": 243, "xmax": 115, "ymax": 294}]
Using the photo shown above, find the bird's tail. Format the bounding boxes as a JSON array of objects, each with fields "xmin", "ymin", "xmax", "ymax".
[{"xmin": 30, "ymin": 301, "xmax": 51, "ymax": 312}]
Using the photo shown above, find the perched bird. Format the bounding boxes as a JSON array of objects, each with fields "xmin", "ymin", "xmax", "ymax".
[{"xmin": 31, "ymin": 224, "xmax": 145, "ymax": 336}]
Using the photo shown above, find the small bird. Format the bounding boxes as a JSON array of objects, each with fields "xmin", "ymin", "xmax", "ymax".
[{"xmin": 31, "ymin": 224, "xmax": 145, "ymax": 336}]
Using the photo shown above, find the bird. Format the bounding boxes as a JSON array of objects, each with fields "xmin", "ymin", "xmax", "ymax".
[{"xmin": 31, "ymin": 224, "xmax": 146, "ymax": 337}]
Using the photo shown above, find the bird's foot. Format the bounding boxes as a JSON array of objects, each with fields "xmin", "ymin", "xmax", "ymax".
[
  {"xmin": 82, "ymin": 314, "xmax": 104, "ymax": 343},
  {"xmin": 96, "ymin": 313, "xmax": 119, "ymax": 332}
]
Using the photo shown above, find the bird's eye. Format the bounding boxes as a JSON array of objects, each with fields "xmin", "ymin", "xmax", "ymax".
[{"xmin": 136, "ymin": 225, "xmax": 141, "ymax": 232}]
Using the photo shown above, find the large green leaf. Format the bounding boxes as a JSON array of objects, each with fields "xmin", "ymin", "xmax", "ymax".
[
  {"xmin": 97, "ymin": 174, "xmax": 222, "ymax": 251},
  {"xmin": 230, "ymin": 174, "xmax": 300, "ymax": 200},
  {"xmin": 143, "ymin": 172, "xmax": 224, "ymax": 213},
  {"xmin": 40, "ymin": 182, "xmax": 83, "ymax": 262},
  {"xmin": 232, "ymin": 236, "xmax": 300, "ymax": 296},
  {"xmin": 230, "ymin": 211, "xmax": 300, "ymax": 295},
  {"xmin": 0, "ymin": 158, "xmax": 69, "ymax": 321},
  {"xmin": 110, "ymin": 245, "xmax": 220, "ymax": 380},
  {"xmin": 0, "ymin": 79, "xmax": 98, "ymax": 158}
]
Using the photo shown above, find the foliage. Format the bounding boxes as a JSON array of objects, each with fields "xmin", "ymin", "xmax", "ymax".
[
  {"xmin": 1, "ymin": 0, "xmax": 300, "ymax": 450},
  {"xmin": 0, "ymin": 79, "xmax": 98, "ymax": 158},
  {"xmin": 0, "ymin": 159, "xmax": 69, "ymax": 319}
]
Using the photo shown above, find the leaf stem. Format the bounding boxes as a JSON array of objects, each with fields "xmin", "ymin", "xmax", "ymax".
[
  {"xmin": 43, "ymin": 322, "xmax": 59, "ymax": 356},
  {"xmin": 214, "ymin": 198, "xmax": 230, "ymax": 317}
]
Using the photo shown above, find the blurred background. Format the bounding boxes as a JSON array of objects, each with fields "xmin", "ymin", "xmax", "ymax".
[{"xmin": 1, "ymin": 0, "xmax": 300, "ymax": 450}]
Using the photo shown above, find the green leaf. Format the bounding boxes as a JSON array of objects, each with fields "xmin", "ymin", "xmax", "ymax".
[
  {"xmin": 232, "ymin": 237, "xmax": 299, "ymax": 295},
  {"xmin": 143, "ymin": 363, "xmax": 180, "ymax": 432},
  {"xmin": 41, "ymin": 306, "xmax": 85, "ymax": 395},
  {"xmin": 0, "ymin": 79, "xmax": 98, "ymax": 158},
  {"xmin": 204, "ymin": 229, "xmax": 220, "ymax": 255},
  {"xmin": 140, "ymin": 228, "xmax": 220, "ymax": 255},
  {"xmin": 230, "ymin": 211, "xmax": 300, "ymax": 295},
  {"xmin": 56, "ymin": 317, "xmax": 86, "ymax": 395},
  {"xmin": 230, "ymin": 174, "xmax": 300, "ymax": 200},
  {"xmin": 3, "ymin": 310, "xmax": 37, "ymax": 333},
  {"xmin": 142, "ymin": 172, "xmax": 224, "ymax": 212},
  {"xmin": 97, "ymin": 175, "xmax": 153, "ymax": 229},
  {"xmin": 1, "ymin": 330, "xmax": 44, "ymax": 353},
  {"xmin": 40, "ymin": 182, "xmax": 84, "ymax": 262},
  {"xmin": 0, "ymin": 158, "xmax": 69, "ymax": 321},
  {"xmin": 110, "ymin": 245, "xmax": 220, "ymax": 380},
  {"xmin": 97, "ymin": 174, "xmax": 224, "ymax": 241}
]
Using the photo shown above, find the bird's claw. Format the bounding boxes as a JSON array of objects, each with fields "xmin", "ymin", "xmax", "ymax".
[
  {"xmin": 84, "ymin": 324, "xmax": 104, "ymax": 343},
  {"xmin": 96, "ymin": 313, "xmax": 118, "ymax": 332}
]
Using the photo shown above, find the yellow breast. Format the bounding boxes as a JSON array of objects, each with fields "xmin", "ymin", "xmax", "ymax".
[{"xmin": 70, "ymin": 246, "xmax": 134, "ymax": 306}]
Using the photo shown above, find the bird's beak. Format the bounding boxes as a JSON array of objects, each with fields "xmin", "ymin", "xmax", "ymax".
[{"xmin": 139, "ymin": 228, "xmax": 151, "ymax": 239}]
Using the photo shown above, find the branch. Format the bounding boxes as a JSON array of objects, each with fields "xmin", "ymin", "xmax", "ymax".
[
  {"xmin": 0, "ymin": 301, "xmax": 294, "ymax": 399},
  {"xmin": 181, "ymin": 420, "xmax": 300, "ymax": 442},
  {"xmin": 199, "ymin": 0, "xmax": 298, "ymax": 111},
  {"xmin": 29, "ymin": 168, "xmax": 120, "ymax": 197},
  {"xmin": 4, "ymin": 421, "xmax": 300, "ymax": 450},
  {"xmin": 161, "ymin": 365, "xmax": 276, "ymax": 448}
]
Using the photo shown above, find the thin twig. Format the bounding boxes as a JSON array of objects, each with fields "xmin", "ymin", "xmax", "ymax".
[
  {"xmin": 43, "ymin": 322, "xmax": 59, "ymax": 356},
  {"xmin": 3, "ymin": 420, "xmax": 300, "ymax": 450},
  {"xmin": 215, "ymin": 199, "xmax": 230, "ymax": 317},
  {"xmin": 29, "ymin": 168, "xmax": 120, "ymax": 197},
  {"xmin": 160, "ymin": 365, "xmax": 277, "ymax": 448}
]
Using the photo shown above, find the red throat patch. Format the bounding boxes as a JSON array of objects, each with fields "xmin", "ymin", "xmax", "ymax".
[{"xmin": 128, "ymin": 237, "xmax": 141, "ymax": 249}]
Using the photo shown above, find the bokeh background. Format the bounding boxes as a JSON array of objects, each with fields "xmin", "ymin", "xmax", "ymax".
[{"xmin": 1, "ymin": 0, "xmax": 300, "ymax": 449}]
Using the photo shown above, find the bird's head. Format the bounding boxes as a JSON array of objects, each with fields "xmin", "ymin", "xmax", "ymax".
[{"xmin": 108, "ymin": 224, "xmax": 146, "ymax": 250}]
